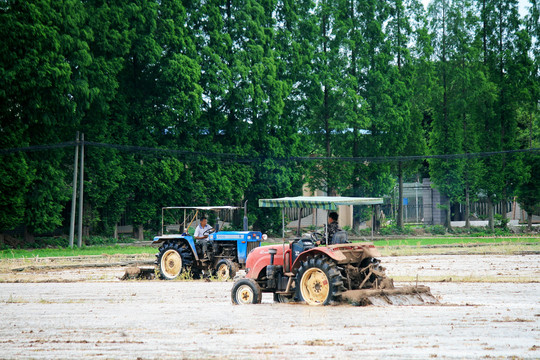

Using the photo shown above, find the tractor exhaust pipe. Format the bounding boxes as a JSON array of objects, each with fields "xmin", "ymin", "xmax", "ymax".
[
  {"xmin": 268, "ymin": 248, "xmax": 277, "ymax": 265},
  {"xmin": 266, "ymin": 248, "xmax": 278, "ymax": 289},
  {"xmin": 243, "ymin": 200, "xmax": 248, "ymax": 231}
]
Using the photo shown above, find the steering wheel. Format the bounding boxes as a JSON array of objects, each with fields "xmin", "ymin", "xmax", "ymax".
[
  {"xmin": 310, "ymin": 232, "xmax": 323, "ymax": 242},
  {"xmin": 203, "ymin": 228, "xmax": 215, "ymax": 236}
]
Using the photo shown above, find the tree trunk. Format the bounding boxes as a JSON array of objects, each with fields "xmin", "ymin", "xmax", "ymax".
[
  {"xmin": 465, "ymin": 185, "xmax": 470, "ymax": 229},
  {"xmin": 397, "ymin": 162, "xmax": 404, "ymax": 229},
  {"xmin": 446, "ymin": 201, "xmax": 452, "ymax": 230},
  {"xmin": 24, "ymin": 226, "xmax": 35, "ymax": 244},
  {"xmin": 376, "ymin": 205, "xmax": 382, "ymax": 233},
  {"xmin": 482, "ymin": 0, "xmax": 488, "ymax": 64},
  {"xmin": 501, "ymin": 189, "xmax": 508, "ymax": 220},
  {"xmin": 527, "ymin": 212, "xmax": 533, "ymax": 232},
  {"xmin": 137, "ymin": 225, "xmax": 144, "ymax": 241},
  {"xmin": 488, "ymin": 198, "xmax": 495, "ymax": 231},
  {"xmin": 114, "ymin": 224, "xmax": 118, "ymax": 240}
]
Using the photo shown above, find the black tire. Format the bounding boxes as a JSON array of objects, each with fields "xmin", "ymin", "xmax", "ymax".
[
  {"xmin": 273, "ymin": 293, "xmax": 294, "ymax": 303},
  {"xmin": 231, "ymin": 278, "xmax": 262, "ymax": 305},
  {"xmin": 155, "ymin": 242, "xmax": 194, "ymax": 280},
  {"xmin": 295, "ymin": 256, "xmax": 343, "ymax": 305},
  {"xmin": 215, "ymin": 259, "xmax": 237, "ymax": 281}
]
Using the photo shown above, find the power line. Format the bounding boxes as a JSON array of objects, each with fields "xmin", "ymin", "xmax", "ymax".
[
  {"xmin": 1, "ymin": 140, "xmax": 539, "ymax": 163},
  {"xmin": 0, "ymin": 142, "xmax": 77, "ymax": 154}
]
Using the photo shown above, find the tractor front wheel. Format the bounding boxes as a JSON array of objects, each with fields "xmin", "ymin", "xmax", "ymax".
[
  {"xmin": 215, "ymin": 259, "xmax": 237, "ymax": 281},
  {"xmin": 296, "ymin": 256, "xmax": 343, "ymax": 305},
  {"xmin": 156, "ymin": 242, "xmax": 191, "ymax": 280},
  {"xmin": 231, "ymin": 278, "xmax": 262, "ymax": 305}
]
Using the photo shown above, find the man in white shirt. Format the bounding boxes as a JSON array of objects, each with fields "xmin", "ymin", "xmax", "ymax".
[
  {"xmin": 194, "ymin": 217, "xmax": 214, "ymax": 259},
  {"xmin": 194, "ymin": 217, "xmax": 213, "ymax": 239}
]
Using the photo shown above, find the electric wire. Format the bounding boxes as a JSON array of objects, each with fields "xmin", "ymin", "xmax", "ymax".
[{"xmin": 1, "ymin": 140, "xmax": 538, "ymax": 164}]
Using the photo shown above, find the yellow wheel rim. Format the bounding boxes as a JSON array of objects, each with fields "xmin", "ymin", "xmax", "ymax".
[
  {"xmin": 217, "ymin": 263, "xmax": 230, "ymax": 281},
  {"xmin": 235, "ymin": 284, "xmax": 254, "ymax": 304},
  {"xmin": 161, "ymin": 249, "xmax": 182, "ymax": 279},
  {"xmin": 300, "ymin": 268, "xmax": 329, "ymax": 305}
]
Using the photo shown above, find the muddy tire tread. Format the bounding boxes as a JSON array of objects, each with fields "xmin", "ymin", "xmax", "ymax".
[{"xmin": 296, "ymin": 256, "xmax": 343, "ymax": 305}]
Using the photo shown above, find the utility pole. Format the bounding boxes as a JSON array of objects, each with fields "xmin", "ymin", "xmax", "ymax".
[
  {"xmin": 68, "ymin": 132, "xmax": 80, "ymax": 248},
  {"xmin": 77, "ymin": 133, "xmax": 85, "ymax": 247}
]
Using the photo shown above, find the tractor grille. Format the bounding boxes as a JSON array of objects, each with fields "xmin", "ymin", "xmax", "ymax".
[{"xmin": 247, "ymin": 241, "xmax": 260, "ymax": 255}]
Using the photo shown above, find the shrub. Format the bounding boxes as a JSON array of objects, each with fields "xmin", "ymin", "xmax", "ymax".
[
  {"xmin": 378, "ymin": 224, "xmax": 414, "ymax": 236},
  {"xmin": 30, "ymin": 237, "xmax": 69, "ymax": 249},
  {"xmin": 357, "ymin": 228, "xmax": 372, "ymax": 236},
  {"xmin": 426, "ymin": 225, "xmax": 446, "ymax": 235},
  {"xmin": 85, "ymin": 236, "xmax": 120, "ymax": 246},
  {"xmin": 494, "ymin": 214, "xmax": 509, "ymax": 229}
]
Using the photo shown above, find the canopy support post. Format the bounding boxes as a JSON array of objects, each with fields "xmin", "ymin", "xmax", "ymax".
[
  {"xmin": 325, "ymin": 211, "xmax": 329, "ymax": 246},
  {"xmin": 282, "ymin": 208, "xmax": 285, "ymax": 241},
  {"xmin": 296, "ymin": 208, "xmax": 302, "ymax": 236}
]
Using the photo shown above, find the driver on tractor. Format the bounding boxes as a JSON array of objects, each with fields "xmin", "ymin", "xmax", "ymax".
[
  {"xmin": 194, "ymin": 217, "xmax": 214, "ymax": 258},
  {"xmin": 315, "ymin": 211, "xmax": 341, "ymax": 246}
]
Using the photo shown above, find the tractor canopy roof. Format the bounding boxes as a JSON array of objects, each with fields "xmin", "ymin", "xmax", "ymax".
[{"xmin": 258, "ymin": 196, "xmax": 383, "ymax": 210}]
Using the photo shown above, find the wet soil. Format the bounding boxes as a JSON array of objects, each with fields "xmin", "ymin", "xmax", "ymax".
[{"xmin": 0, "ymin": 254, "xmax": 538, "ymax": 359}]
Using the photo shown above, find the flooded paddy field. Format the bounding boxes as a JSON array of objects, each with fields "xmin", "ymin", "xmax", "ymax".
[{"xmin": 0, "ymin": 254, "xmax": 538, "ymax": 359}]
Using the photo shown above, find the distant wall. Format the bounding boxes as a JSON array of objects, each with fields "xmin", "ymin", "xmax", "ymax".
[{"xmin": 422, "ymin": 178, "xmax": 448, "ymax": 226}]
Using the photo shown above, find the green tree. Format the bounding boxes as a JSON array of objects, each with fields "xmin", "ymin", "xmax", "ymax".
[
  {"xmin": 428, "ymin": 0, "xmax": 465, "ymax": 229},
  {"xmin": 79, "ymin": 0, "xmax": 131, "ymax": 236},
  {"xmin": 386, "ymin": 0, "xmax": 428, "ymax": 229},
  {"xmin": 476, "ymin": 0, "xmax": 524, "ymax": 229},
  {"xmin": 515, "ymin": 1, "xmax": 540, "ymax": 231},
  {"xmin": 0, "ymin": 0, "xmax": 91, "ymax": 240}
]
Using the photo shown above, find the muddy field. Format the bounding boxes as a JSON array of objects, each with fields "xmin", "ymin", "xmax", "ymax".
[{"xmin": 0, "ymin": 254, "xmax": 539, "ymax": 359}]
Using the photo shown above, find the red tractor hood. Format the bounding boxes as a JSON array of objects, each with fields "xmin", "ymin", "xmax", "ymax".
[
  {"xmin": 245, "ymin": 244, "xmax": 289, "ymax": 279},
  {"xmin": 245, "ymin": 242, "xmax": 381, "ymax": 280}
]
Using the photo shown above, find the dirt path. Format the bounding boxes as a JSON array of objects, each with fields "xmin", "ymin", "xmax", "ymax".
[
  {"xmin": 0, "ymin": 281, "xmax": 538, "ymax": 359},
  {"xmin": 0, "ymin": 254, "xmax": 538, "ymax": 359},
  {"xmin": 1, "ymin": 253, "xmax": 538, "ymax": 284}
]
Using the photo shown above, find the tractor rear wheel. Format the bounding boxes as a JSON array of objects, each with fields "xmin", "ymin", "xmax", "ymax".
[
  {"xmin": 296, "ymin": 256, "xmax": 343, "ymax": 305},
  {"xmin": 231, "ymin": 278, "xmax": 262, "ymax": 305},
  {"xmin": 215, "ymin": 259, "xmax": 237, "ymax": 281},
  {"xmin": 155, "ymin": 242, "xmax": 192, "ymax": 280}
]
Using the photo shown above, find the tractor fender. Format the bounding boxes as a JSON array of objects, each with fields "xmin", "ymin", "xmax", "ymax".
[
  {"xmin": 353, "ymin": 243, "xmax": 382, "ymax": 259},
  {"xmin": 245, "ymin": 244, "xmax": 288, "ymax": 280},
  {"xmin": 153, "ymin": 236, "xmax": 199, "ymax": 261},
  {"xmin": 291, "ymin": 247, "xmax": 347, "ymax": 272}
]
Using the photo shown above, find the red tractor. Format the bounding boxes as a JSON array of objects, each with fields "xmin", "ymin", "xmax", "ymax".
[{"xmin": 231, "ymin": 196, "xmax": 436, "ymax": 306}]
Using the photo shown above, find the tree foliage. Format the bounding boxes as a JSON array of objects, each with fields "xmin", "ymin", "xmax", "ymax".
[{"xmin": 0, "ymin": 0, "xmax": 537, "ymax": 238}]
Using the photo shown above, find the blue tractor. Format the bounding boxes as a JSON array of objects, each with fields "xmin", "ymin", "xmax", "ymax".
[{"xmin": 153, "ymin": 205, "xmax": 266, "ymax": 280}]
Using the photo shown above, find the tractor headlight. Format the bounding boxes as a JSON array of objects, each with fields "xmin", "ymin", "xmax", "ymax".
[{"xmin": 262, "ymin": 234, "xmax": 268, "ymax": 241}]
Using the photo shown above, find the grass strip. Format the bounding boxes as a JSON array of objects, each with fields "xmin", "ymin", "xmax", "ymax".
[
  {"xmin": 0, "ymin": 246, "xmax": 156, "ymax": 259},
  {"xmin": 367, "ymin": 236, "xmax": 539, "ymax": 247},
  {"xmin": 2, "ymin": 236, "xmax": 538, "ymax": 259}
]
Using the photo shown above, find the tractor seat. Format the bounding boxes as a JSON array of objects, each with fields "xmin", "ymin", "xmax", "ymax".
[
  {"xmin": 291, "ymin": 238, "xmax": 315, "ymax": 263},
  {"xmin": 331, "ymin": 230, "xmax": 349, "ymax": 244}
]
